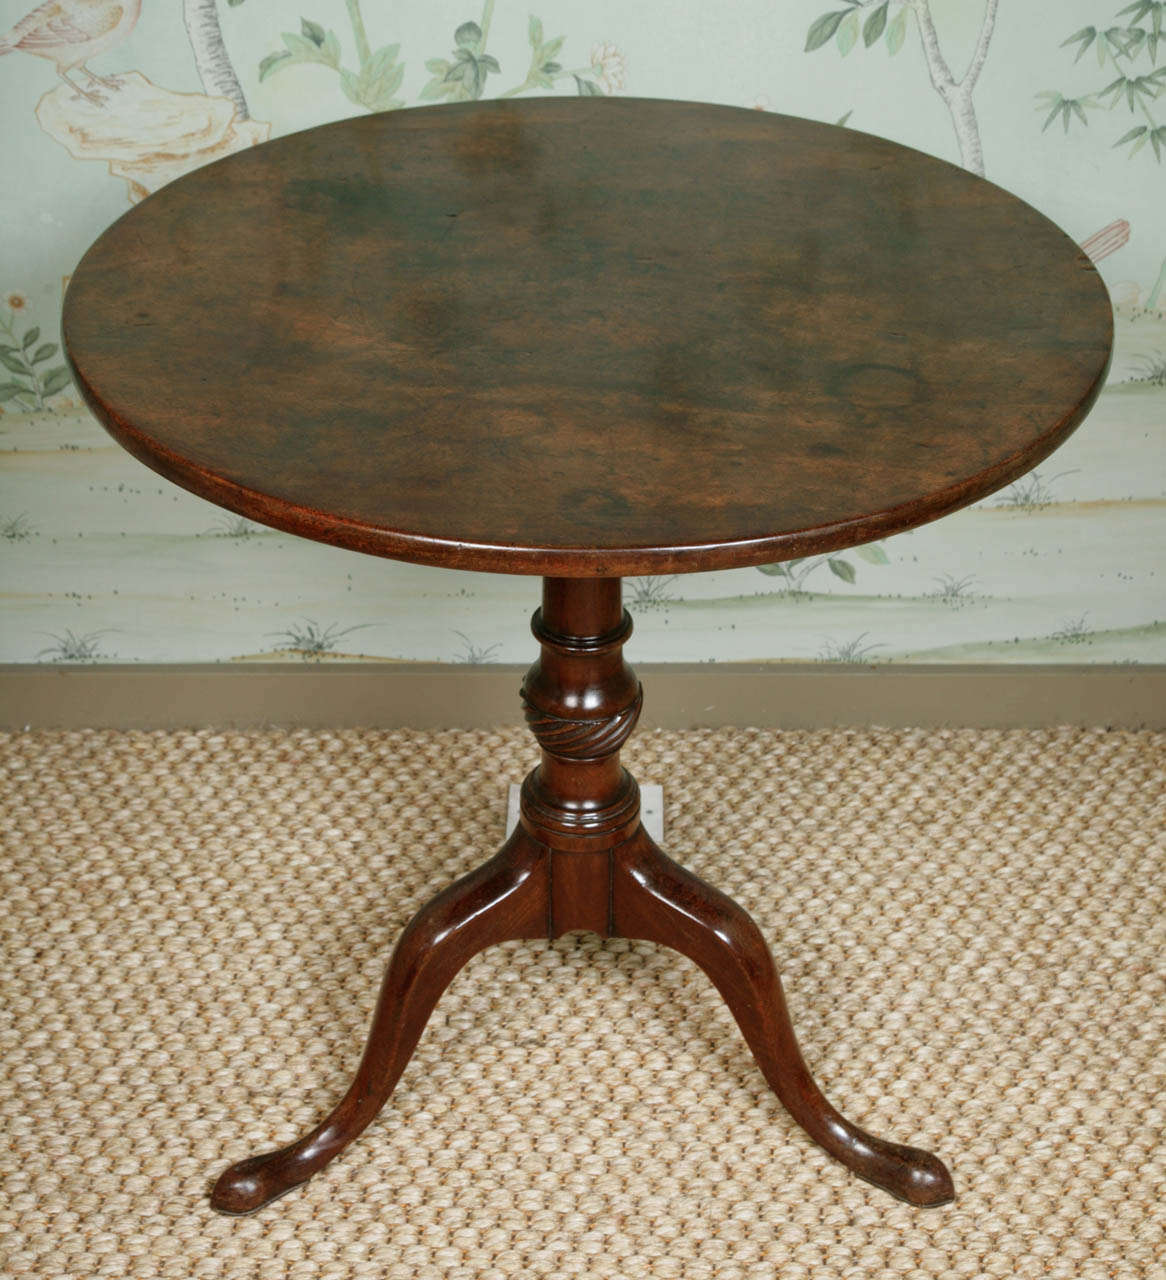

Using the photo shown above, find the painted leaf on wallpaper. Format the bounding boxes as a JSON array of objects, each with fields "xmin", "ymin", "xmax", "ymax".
[
  {"xmin": 1037, "ymin": 92, "xmax": 1096, "ymax": 133},
  {"xmin": 273, "ymin": 27, "xmax": 340, "ymax": 71},
  {"xmin": 1112, "ymin": 123, "xmax": 1166, "ymax": 158},
  {"xmin": 421, "ymin": 7, "xmax": 619, "ymax": 102},
  {"xmin": 445, "ymin": 47, "xmax": 502, "ymax": 99},
  {"xmin": 41, "ymin": 367, "xmax": 71, "ymax": 396},
  {"xmin": 259, "ymin": 51, "xmax": 291, "ymax": 79},
  {"xmin": 836, "ymin": 9, "xmax": 860, "ymax": 56},
  {"xmin": 885, "ymin": 6, "xmax": 907, "ymax": 55},
  {"xmin": 501, "ymin": 14, "xmax": 567, "ymax": 95},
  {"xmin": 266, "ymin": 619, "xmax": 371, "ymax": 662},
  {"xmin": 755, "ymin": 548, "xmax": 886, "ymax": 596},
  {"xmin": 1041, "ymin": 3, "xmax": 1166, "ymax": 159},
  {"xmin": 0, "ymin": 298, "xmax": 72, "ymax": 411},
  {"xmin": 341, "ymin": 43, "xmax": 406, "ymax": 110},
  {"xmin": 36, "ymin": 630, "xmax": 112, "ymax": 663},
  {"xmin": 419, "ymin": 11, "xmax": 499, "ymax": 102},
  {"xmin": 259, "ymin": 1, "xmax": 405, "ymax": 111},
  {"xmin": 626, "ymin": 577, "xmax": 678, "ymax": 610},
  {"xmin": 1061, "ymin": 25, "xmax": 1131, "ymax": 66},
  {"xmin": 805, "ymin": 9, "xmax": 852, "ymax": 53},
  {"xmin": 452, "ymin": 630, "xmax": 501, "ymax": 663},
  {"xmin": 863, "ymin": 1, "xmax": 888, "ymax": 47},
  {"xmin": 455, "ymin": 21, "xmax": 482, "ymax": 48},
  {"xmin": 804, "ymin": 0, "xmax": 999, "ymax": 175}
]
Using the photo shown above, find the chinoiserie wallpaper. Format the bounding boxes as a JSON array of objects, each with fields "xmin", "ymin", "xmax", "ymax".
[{"xmin": 1, "ymin": 0, "xmax": 1163, "ymax": 665}]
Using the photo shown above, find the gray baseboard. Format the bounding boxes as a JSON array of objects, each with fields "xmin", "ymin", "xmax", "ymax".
[{"xmin": 2, "ymin": 663, "xmax": 1163, "ymax": 730}]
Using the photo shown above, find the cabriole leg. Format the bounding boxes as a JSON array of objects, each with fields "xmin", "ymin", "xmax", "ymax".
[
  {"xmin": 612, "ymin": 828, "xmax": 955, "ymax": 1207},
  {"xmin": 210, "ymin": 829, "xmax": 548, "ymax": 1214}
]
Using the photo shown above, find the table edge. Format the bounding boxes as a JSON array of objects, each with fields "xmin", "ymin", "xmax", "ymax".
[{"xmin": 70, "ymin": 336, "xmax": 1112, "ymax": 576}]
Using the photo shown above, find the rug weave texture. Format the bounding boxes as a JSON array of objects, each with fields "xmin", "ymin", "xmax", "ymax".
[{"xmin": 1, "ymin": 726, "xmax": 1163, "ymax": 1280}]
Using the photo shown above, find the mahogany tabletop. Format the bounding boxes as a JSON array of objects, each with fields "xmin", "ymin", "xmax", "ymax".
[{"xmin": 63, "ymin": 97, "xmax": 1113, "ymax": 578}]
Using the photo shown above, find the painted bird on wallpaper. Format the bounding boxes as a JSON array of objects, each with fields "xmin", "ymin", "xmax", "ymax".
[{"xmin": 0, "ymin": 0, "xmax": 140, "ymax": 103}]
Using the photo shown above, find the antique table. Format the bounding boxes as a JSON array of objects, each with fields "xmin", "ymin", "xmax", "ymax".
[{"xmin": 63, "ymin": 98, "xmax": 1113, "ymax": 1214}]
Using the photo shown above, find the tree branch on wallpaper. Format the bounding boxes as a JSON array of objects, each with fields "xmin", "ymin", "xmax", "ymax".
[
  {"xmin": 1038, "ymin": 2, "xmax": 1166, "ymax": 162},
  {"xmin": 805, "ymin": 0, "xmax": 999, "ymax": 174},
  {"xmin": 185, "ymin": 0, "xmax": 251, "ymax": 120}
]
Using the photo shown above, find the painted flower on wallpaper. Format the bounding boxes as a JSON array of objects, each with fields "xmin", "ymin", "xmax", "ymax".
[
  {"xmin": 804, "ymin": 0, "xmax": 999, "ymax": 175},
  {"xmin": 0, "ymin": 0, "xmax": 141, "ymax": 103},
  {"xmin": 589, "ymin": 41, "xmax": 626, "ymax": 94}
]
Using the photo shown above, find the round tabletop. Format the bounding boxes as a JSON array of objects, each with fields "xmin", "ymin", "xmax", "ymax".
[{"xmin": 64, "ymin": 98, "xmax": 1112, "ymax": 577}]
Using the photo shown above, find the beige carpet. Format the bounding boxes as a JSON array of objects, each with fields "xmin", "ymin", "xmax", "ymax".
[{"xmin": 1, "ymin": 726, "xmax": 1163, "ymax": 1279}]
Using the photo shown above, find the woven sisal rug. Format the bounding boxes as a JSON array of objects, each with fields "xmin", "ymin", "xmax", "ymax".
[{"xmin": 2, "ymin": 726, "xmax": 1163, "ymax": 1278}]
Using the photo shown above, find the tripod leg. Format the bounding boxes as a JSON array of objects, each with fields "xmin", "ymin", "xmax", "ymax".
[
  {"xmin": 612, "ymin": 831, "xmax": 954, "ymax": 1207},
  {"xmin": 210, "ymin": 828, "xmax": 548, "ymax": 1214}
]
